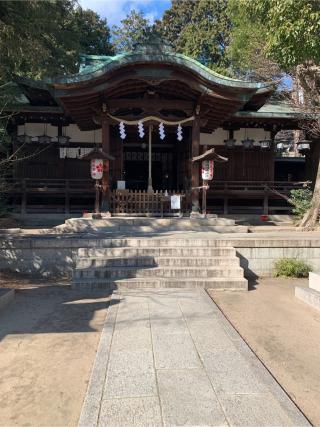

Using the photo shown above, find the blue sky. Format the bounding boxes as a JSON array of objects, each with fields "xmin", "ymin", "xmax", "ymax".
[{"xmin": 78, "ymin": 0, "xmax": 171, "ymax": 27}]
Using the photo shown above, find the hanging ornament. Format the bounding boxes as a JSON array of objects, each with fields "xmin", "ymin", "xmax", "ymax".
[
  {"xmin": 138, "ymin": 121, "xmax": 145, "ymax": 138},
  {"xmin": 159, "ymin": 122, "xmax": 165, "ymax": 140},
  {"xmin": 177, "ymin": 124, "xmax": 183, "ymax": 141},
  {"xmin": 119, "ymin": 121, "xmax": 126, "ymax": 140}
]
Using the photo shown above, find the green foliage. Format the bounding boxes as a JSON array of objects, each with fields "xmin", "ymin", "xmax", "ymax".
[
  {"xmin": 0, "ymin": 0, "xmax": 113, "ymax": 81},
  {"xmin": 274, "ymin": 258, "xmax": 312, "ymax": 278},
  {"xmin": 112, "ymin": 11, "xmax": 151, "ymax": 53},
  {"xmin": 156, "ymin": 0, "xmax": 232, "ymax": 73},
  {"xmin": 227, "ymin": 0, "xmax": 320, "ymax": 77},
  {"xmin": 288, "ymin": 187, "xmax": 313, "ymax": 218}
]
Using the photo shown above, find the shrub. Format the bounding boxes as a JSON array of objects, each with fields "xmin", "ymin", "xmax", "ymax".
[
  {"xmin": 274, "ymin": 258, "xmax": 312, "ymax": 278},
  {"xmin": 288, "ymin": 187, "xmax": 313, "ymax": 218}
]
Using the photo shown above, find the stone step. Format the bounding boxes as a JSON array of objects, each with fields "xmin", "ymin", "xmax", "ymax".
[
  {"xmin": 77, "ymin": 246, "xmax": 237, "ymax": 258},
  {"xmin": 295, "ymin": 286, "xmax": 320, "ymax": 311},
  {"xmin": 75, "ymin": 256, "xmax": 240, "ymax": 268},
  {"xmin": 73, "ymin": 266, "xmax": 244, "ymax": 280},
  {"xmin": 72, "ymin": 277, "xmax": 248, "ymax": 291},
  {"xmin": 64, "ymin": 217, "xmax": 236, "ymax": 228},
  {"xmin": 115, "ymin": 225, "xmax": 248, "ymax": 233},
  {"xmin": 309, "ymin": 272, "xmax": 320, "ymax": 292}
]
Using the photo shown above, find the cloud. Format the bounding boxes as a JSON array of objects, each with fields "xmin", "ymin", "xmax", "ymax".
[{"xmin": 78, "ymin": 0, "xmax": 168, "ymax": 27}]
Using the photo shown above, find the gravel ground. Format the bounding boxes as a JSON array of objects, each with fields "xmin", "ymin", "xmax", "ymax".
[
  {"xmin": 0, "ymin": 278, "xmax": 110, "ymax": 427},
  {"xmin": 209, "ymin": 278, "xmax": 320, "ymax": 427}
]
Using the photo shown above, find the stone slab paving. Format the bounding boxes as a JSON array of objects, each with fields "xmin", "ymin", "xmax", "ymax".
[{"xmin": 79, "ymin": 289, "xmax": 310, "ymax": 427}]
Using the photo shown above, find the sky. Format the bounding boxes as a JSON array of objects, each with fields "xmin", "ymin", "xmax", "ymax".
[{"xmin": 78, "ymin": 0, "xmax": 171, "ymax": 27}]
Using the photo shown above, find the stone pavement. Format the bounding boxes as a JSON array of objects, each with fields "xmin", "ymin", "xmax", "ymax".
[{"xmin": 80, "ymin": 288, "xmax": 309, "ymax": 427}]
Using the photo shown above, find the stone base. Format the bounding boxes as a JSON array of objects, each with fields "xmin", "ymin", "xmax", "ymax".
[
  {"xmin": 309, "ymin": 272, "xmax": 320, "ymax": 292},
  {"xmin": 295, "ymin": 286, "xmax": 320, "ymax": 311}
]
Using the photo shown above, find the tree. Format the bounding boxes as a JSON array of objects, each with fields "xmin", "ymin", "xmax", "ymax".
[
  {"xmin": 73, "ymin": 8, "xmax": 114, "ymax": 56},
  {"xmin": 156, "ymin": 0, "xmax": 232, "ymax": 74},
  {"xmin": 227, "ymin": 0, "xmax": 320, "ymax": 228},
  {"xmin": 0, "ymin": 0, "xmax": 114, "ymax": 81},
  {"xmin": 112, "ymin": 10, "xmax": 151, "ymax": 53}
]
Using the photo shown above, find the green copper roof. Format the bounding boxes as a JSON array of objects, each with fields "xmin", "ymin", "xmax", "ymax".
[{"xmin": 47, "ymin": 46, "xmax": 276, "ymax": 91}]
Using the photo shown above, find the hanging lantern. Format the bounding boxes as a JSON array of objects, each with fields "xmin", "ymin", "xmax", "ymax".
[
  {"xmin": 224, "ymin": 138, "xmax": 236, "ymax": 148},
  {"xmin": 297, "ymin": 140, "xmax": 311, "ymax": 152},
  {"xmin": 16, "ymin": 134, "xmax": 32, "ymax": 144},
  {"xmin": 241, "ymin": 138, "xmax": 254, "ymax": 149},
  {"xmin": 90, "ymin": 159, "xmax": 104, "ymax": 180},
  {"xmin": 38, "ymin": 135, "xmax": 52, "ymax": 144},
  {"xmin": 177, "ymin": 124, "xmax": 183, "ymax": 141},
  {"xmin": 138, "ymin": 121, "xmax": 145, "ymax": 138},
  {"xmin": 201, "ymin": 160, "xmax": 214, "ymax": 180},
  {"xmin": 119, "ymin": 122, "xmax": 126, "ymax": 140},
  {"xmin": 38, "ymin": 123, "xmax": 52, "ymax": 144},
  {"xmin": 260, "ymin": 139, "xmax": 272, "ymax": 149}
]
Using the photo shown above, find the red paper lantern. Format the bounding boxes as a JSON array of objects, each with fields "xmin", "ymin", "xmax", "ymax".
[
  {"xmin": 201, "ymin": 160, "xmax": 214, "ymax": 180},
  {"xmin": 90, "ymin": 159, "xmax": 103, "ymax": 180}
]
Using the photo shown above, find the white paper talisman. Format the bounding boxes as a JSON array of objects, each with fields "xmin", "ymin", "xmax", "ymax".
[{"xmin": 170, "ymin": 195, "xmax": 181, "ymax": 210}]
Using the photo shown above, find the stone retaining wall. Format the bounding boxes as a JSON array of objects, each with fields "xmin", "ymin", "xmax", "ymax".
[{"xmin": 0, "ymin": 236, "xmax": 319, "ymax": 279}]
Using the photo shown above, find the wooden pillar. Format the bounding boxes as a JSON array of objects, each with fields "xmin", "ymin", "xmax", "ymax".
[
  {"xmin": 191, "ymin": 115, "xmax": 200, "ymax": 216},
  {"xmin": 147, "ymin": 125, "xmax": 153, "ymax": 193},
  {"xmin": 21, "ymin": 179, "xmax": 27, "ymax": 215},
  {"xmin": 101, "ymin": 115, "xmax": 111, "ymax": 214},
  {"xmin": 263, "ymin": 186, "xmax": 269, "ymax": 215},
  {"xmin": 65, "ymin": 179, "xmax": 70, "ymax": 214}
]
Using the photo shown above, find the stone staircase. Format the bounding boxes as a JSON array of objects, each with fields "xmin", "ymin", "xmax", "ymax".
[
  {"xmin": 72, "ymin": 238, "xmax": 248, "ymax": 291},
  {"xmin": 57, "ymin": 217, "xmax": 248, "ymax": 234}
]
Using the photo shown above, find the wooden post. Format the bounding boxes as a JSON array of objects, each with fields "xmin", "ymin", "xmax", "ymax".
[
  {"xmin": 191, "ymin": 115, "xmax": 200, "ymax": 216},
  {"xmin": 21, "ymin": 179, "xmax": 27, "ymax": 215},
  {"xmin": 147, "ymin": 124, "xmax": 153, "ymax": 193},
  {"xmin": 101, "ymin": 115, "xmax": 111, "ymax": 214},
  {"xmin": 224, "ymin": 182, "xmax": 228, "ymax": 214},
  {"xmin": 263, "ymin": 185, "xmax": 269, "ymax": 215},
  {"xmin": 202, "ymin": 179, "xmax": 207, "ymax": 216},
  {"xmin": 65, "ymin": 179, "xmax": 70, "ymax": 214},
  {"xmin": 94, "ymin": 180, "xmax": 100, "ymax": 213}
]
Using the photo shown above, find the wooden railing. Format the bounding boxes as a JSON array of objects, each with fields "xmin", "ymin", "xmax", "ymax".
[{"xmin": 2, "ymin": 178, "xmax": 307, "ymax": 215}]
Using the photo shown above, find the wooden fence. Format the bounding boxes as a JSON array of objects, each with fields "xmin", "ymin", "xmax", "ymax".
[{"xmin": 111, "ymin": 190, "xmax": 187, "ymax": 216}]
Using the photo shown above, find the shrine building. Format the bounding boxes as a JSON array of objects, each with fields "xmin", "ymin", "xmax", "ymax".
[{"xmin": 3, "ymin": 43, "xmax": 313, "ymax": 219}]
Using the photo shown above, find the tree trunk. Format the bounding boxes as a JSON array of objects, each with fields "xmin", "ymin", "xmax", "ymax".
[{"xmin": 300, "ymin": 150, "xmax": 320, "ymax": 228}]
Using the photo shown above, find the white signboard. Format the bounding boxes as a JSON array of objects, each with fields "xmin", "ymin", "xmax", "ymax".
[
  {"xmin": 170, "ymin": 195, "xmax": 181, "ymax": 210},
  {"xmin": 90, "ymin": 159, "xmax": 103, "ymax": 180},
  {"xmin": 201, "ymin": 160, "xmax": 214, "ymax": 180},
  {"xmin": 117, "ymin": 180, "xmax": 126, "ymax": 190}
]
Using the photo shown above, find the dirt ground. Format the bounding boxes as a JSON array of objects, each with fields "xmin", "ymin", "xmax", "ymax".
[
  {"xmin": 0, "ymin": 279, "xmax": 110, "ymax": 427},
  {"xmin": 209, "ymin": 278, "xmax": 320, "ymax": 427}
]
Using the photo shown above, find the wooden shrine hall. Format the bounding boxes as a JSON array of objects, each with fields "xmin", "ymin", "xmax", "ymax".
[{"xmin": 4, "ymin": 42, "xmax": 311, "ymax": 218}]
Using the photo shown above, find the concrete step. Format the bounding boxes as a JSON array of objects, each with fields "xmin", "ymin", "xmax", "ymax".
[
  {"xmin": 295, "ymin": 286, "xmax": 320, "ymax": 311},
  {"xmin": 77, "ymin": 246, "xmax": 237, "ymax": 258},
  {"xmin": 73, "ymin": 266, "xmax": 244, "ymax": 280},
  {"xmin": 75, "ymin": 256, "xmax": 240, "ymax": 268},
  {"xmin": 72, "ymin": 277, "xmax": 248, "ymax": 291}
]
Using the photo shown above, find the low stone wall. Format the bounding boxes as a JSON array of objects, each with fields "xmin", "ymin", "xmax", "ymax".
[{"xmin": 0, "ymin": 235, "xmax": 320, "ymax": 279}]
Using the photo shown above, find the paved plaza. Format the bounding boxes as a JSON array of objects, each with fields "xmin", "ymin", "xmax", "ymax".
[{"xmin": 79, "ymin": 288, "xmax": 310, "ymax": 427}]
